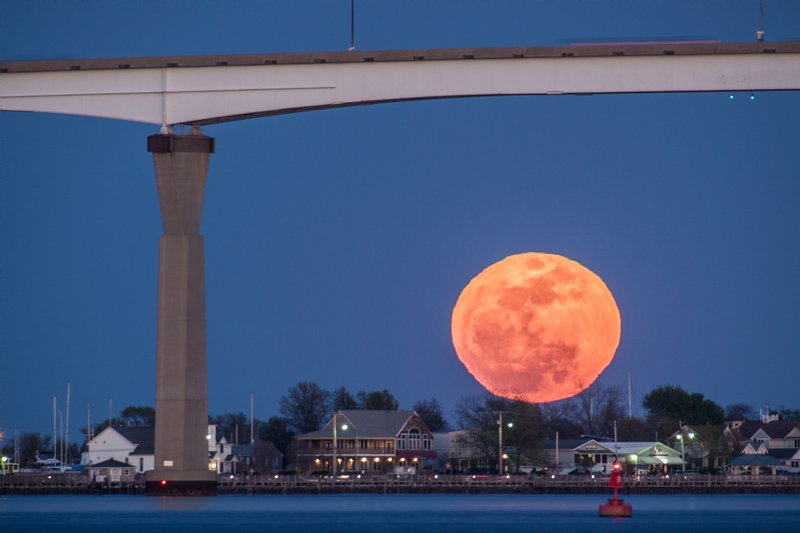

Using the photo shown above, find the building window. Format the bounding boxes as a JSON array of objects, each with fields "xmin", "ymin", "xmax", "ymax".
[
  {"xmin": 397, "ymin": 435, "xmax": 406, "ymax": 451},
  {"xmin": 139, "ymin": 458, "xmax": 144, "ymax": 472},
  {"xmin": 408, "ymin": 428, "xmax": 421, "ymax": 450},
  {"xmin": 794, "ymin": 439, "xmax": 800, "ymax": 449},
  {"xmin": 423, "ymin": 436, "xmax": 432, "ymax": 450}
]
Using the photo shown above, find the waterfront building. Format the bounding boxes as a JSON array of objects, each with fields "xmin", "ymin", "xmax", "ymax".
[
  {"xmin": 539, "ymin": 438, "xmax": 683, "ymax": 474},
  {"xmin": 666, "ymin": 424, "xmax": 736, "ymax": 471},
  {"xmin": 85, "ymin": 426, "xmax": 154, "ymax": 474},
  {"xmin": 294, "ymin": 410, "xmax": 436, "ymax": 474},
  {"xmin": 86, "ymin": 458, "xmax": 137, "ymax": 484},
  {"xmin": 432, "ymin": 430, "xmax": 489, "ymax": 473},
  {"xmin": 723, "ymin": 416, "xmax": 800, "ymax": 473},
  {"xmin": 87, "ymin": 424, "xmax": 282, "ymax": 476}
]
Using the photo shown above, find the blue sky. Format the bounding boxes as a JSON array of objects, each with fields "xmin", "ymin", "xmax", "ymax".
[{"xmin": 2, "ymin": 0, "xmax": 799, "ymax": 439}]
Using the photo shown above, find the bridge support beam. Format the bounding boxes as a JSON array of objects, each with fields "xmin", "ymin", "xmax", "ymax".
[{"xmin": 144, "ymin": 130, "xmax": 217, "ymax": 496}]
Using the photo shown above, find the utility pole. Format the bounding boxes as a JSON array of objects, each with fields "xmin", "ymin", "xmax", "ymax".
[
  {"xmin": 497, "ymin": 411, "xmax": 514, "ymax": 475},
  {"xmin": 498, "ymin": 411, "xmax": 503, "ymax": 475},
  {"xmin": 679, "ymin": 420, "xmax": 685, "ymax": 474},
  {"xmin": 555, "ymin": 431, "xmax": 559, "ymax": 475},
  {"xmin": 332, "ymin": 412, "xmax": 338, "ymax": 478},
  {"xmin": 52, "ymin": 396, "xmax": 57, "ymax": 464},
  {"xmin": 627, "ymin": 369, "xmax": 633, "ymax": 419}
]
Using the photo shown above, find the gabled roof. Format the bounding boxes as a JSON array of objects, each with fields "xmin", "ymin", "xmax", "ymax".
[
  {"xmin": 599, "ymin": 442, "xmax": 682, "ymax": 457},
  {"xmin": 115, "ymin": 426, "xmax": 155, "ymax": 455},
  {"xmin": 735, "ymin": 420, "xmax": 800, "ymax": 440},
  {"xmin": 542, "ymin": 438, "xmax": 597, "ymax": 451},
  {"xmin": 297, "ymin": 410, "xmax": 421, "ymax": 439},
  {"xmin": 742, "ymin": 442, "xmax": 768, "ymax": 454},
  {"xmin": 90, "ymin": 458, "xmax": 132, "ymax": 468},
  {"xmin": 768, "ymin": 448, "xmax": 800, "ymax": 460},
  {"xmin": 728, "ymin": 454, "xmax": 783, "ymax": 467}
]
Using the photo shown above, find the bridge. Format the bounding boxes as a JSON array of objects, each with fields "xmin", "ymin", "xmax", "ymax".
[
  {"xmin": 3, "ymin": 42, "xmax": 800, "ymax": 126},
  {"xmin": 2, "ymin": 42, "xmax": 799, "ymax": 495}
]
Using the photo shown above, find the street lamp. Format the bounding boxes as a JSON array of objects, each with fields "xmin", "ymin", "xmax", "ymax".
[
  {"xmin": 676, "ymin": 421, "xmax": 695, "ymax": 474},
  {"xmin": 498, "ymin": 412, "xmax": 514, "ymax": 475},
  {"xmin": 332, "ymin": 413, "xmax": 348, "ymax": 478}
]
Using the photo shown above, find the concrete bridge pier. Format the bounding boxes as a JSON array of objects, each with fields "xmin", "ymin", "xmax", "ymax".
[{"xmin": 144, "ymin": 129, "xmax": 217, "ymax": 496}]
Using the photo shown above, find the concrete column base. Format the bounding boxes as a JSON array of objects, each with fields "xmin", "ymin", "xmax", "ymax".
[{"xmin": 145, "ymin": 473, "xmax": 217, "ymax": 496}]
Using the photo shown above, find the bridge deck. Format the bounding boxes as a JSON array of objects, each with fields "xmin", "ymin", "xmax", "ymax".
[{"xmin": 2, "ymin": 41, "xmax": 798, "ymax": 73}]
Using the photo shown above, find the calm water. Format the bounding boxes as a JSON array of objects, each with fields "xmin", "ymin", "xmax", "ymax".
[{"xmin": 1, "ymin": 494, "xmax": 799, "ymax": 532}]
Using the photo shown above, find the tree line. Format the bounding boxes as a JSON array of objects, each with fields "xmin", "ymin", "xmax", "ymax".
[
  {"xmin": 210, "ymin": 382, "xmax": 449, "ymax": 460},
  {"xmin": 4, "ymin": 381, "xmax": 798, "ymax": 469}
]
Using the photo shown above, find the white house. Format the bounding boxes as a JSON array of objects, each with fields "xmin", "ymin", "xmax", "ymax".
[
  {"xmin": 87, "ymin": 424, "xmax": 281, "ymax": 476},
  {"xmin": 86, "ymin": 426, "xmax": 154, "ymax": 474},
  {"xmin": 723, "ymin": 417, "xmax": 800, "ymax": 473}
]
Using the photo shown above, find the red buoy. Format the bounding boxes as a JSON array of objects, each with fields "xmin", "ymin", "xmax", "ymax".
[{"xmin": 599, "ymin": 462, "xmax": 632, "ymax": 518}]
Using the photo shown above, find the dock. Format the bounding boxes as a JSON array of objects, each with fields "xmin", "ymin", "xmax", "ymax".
[{"xmin": 2, "ymin": 473, "xmax": 799, "ymax": 495}]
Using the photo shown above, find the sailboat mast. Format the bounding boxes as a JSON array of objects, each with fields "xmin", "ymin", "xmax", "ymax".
[
  {"xmin": 52, "ymin": 396, "xmax": 57, "ymax": 463},
  {"xmin": 59, "ymin": 409, "xmax": 64, "ymax": 465},
  {"xmin": 250, "ymin": 393, "xmax": 254, "ymax": 445},
  {"xmin": 627, "ymin": 369, "xmax": 633, "ymax": 419},
  {"xmin": 65, "ymin": 381, "xmax": 71, "ymax": 464}
]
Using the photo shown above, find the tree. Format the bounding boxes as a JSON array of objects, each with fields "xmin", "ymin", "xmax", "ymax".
[
  {"xmin": 455, "ymin": 393, "xmax": 545, "ymax": 473},
  {"xmin": 725, "ymin": 402, "xmax": 757, "ymax": 420},
  {"xmin": 357, "ymin": 389, "xmax": 399, "ymax": 410},
  {"xmin": 14, "ymin": 432, "xmax": 50, "ymax": 468},
  {"xmin": 82, "ymin": 404, "xmax": 156, "ymax": 442},
  {"xmin": 331, "ymin": 387, "xmax": 359, "ymax": 411},
  {"xmin": 259, "ymin": 416, "xmax": 295, "ymax": 457},
  {"xmin": 413, "ymin": 398, "xmax": 449, "ymax": 431},
  {"xmin": 573, "ymin": 383, "xmax": 626, "ymax": 438},
  {"xmin": 209, "ymin": 411, "xmax": 256, "ymax": 444},
  {"xmin": 279, "ymin": 381, "xmax": 331, "ymax": 434},
  {"xmin": 539, "ymin": 401, "xmax": 582, "ymax": 438},
  {"xmin": 642, "ymin": 385, "xmax": 724, "ymax": 425},
  {"xmin": 120, "ymin": 405, "xmax": 155, "ymax": 426},
  {"xmin": 778, "ymin": 407, "xmax": 800, "ymax": 421},
  {"xmin": 615, "ymin": 416, "xmax": 653, "ymax": 441}
]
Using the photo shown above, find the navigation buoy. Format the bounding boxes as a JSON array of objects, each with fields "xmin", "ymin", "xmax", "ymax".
[{"xmin": 598, "ymin": 462, "xmax": 632, "ymax": 518}]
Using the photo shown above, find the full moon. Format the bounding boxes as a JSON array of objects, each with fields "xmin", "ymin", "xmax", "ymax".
[{"xmin": 451, "ymin": 252, "xmax": 621, "ymax": 403}]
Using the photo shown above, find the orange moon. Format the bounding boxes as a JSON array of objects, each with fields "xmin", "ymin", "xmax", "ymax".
[{"xmin": 451, "ymin": 252, "xmax": 621, "ymax": 403}]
